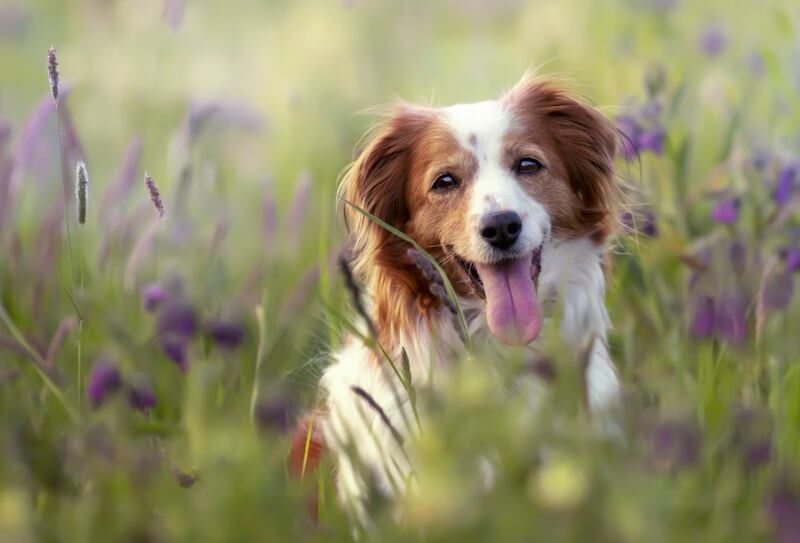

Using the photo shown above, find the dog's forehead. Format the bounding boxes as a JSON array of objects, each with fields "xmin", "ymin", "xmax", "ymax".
[{"xmin": 441, "ymin": 100, "xmax": 512, "ymax": 151}]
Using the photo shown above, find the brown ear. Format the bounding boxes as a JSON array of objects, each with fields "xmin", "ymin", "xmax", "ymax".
[
  {"xmin": 341, "ymin": 105, "xmax": 434, "ymax": 257},
  {"xmin": 339, "ymin": 105, "xmax": 436, "ymax": 343},
  {"xmin": 505, "ymin": 79, "xmax": 620, "ymax": 241}
]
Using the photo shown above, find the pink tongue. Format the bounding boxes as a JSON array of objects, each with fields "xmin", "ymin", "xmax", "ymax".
[{"xmin": 475, "ymin": 257, "xmax": 542, "ymax": 345}]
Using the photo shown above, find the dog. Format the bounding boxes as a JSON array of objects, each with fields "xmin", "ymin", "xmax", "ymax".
[{"xmin": 292, "ymin": 75, "xmax": 622, "ymax": 521}]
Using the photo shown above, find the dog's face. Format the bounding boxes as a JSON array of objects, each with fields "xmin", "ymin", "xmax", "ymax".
[{"xmin": 343, "ymin": 78, "xmax": 618, "ymax": 346}]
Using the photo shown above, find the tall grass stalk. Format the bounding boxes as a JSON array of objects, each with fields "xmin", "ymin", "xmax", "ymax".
[
  {"xmin": 249, "ymin": 301, "xmax": 268, "ymax": 425},
  {"xmin": 0, "ymin": 302, "xmax": 80, "ymax": 423},
  {"xmin": 49, "ymin": 47, "xmax": 84, "ymax": 405}
]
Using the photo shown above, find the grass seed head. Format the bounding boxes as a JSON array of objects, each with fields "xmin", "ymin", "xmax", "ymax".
[
  {"xmin": 47, "ymin": 46, "xmax": 59, "ymax": 104},
  {"xmin": 75, "ymin": 161, "xmax": 88, "ymax": 225},
  {"xmin": 144, "ymin": 172, "xmax": 165, "ymax": 217}
]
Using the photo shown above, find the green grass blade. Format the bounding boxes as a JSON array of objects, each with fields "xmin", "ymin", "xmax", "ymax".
[{"xmin": 0, "ymin": 302, "xmax": 80, "ymax": 424}]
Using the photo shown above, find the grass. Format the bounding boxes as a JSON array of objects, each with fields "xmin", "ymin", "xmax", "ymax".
[{"xmin": 1, "ymin": 0, "xmax": 800, "ymax": 541}]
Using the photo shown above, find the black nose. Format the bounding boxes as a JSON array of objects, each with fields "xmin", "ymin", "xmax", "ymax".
[{"xmin": 479, "ymin": 211, "xmax": 522, "ymax": 250}]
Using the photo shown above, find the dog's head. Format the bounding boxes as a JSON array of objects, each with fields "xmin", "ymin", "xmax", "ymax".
[{"xmin": 341, "ymin": 77, "xmax": 619, "ymax": 346}]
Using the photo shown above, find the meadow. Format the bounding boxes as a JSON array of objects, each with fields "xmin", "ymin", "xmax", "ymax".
[{"xmin": 1, "ymin": 0, "xmax": 800, "ymax": 541}]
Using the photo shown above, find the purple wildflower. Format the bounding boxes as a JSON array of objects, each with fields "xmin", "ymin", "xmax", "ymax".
[
  {"xmin": 141, "ymin": 283, "xmax": 166, "ymax": 312},
  {"xmin": 746, "ymin": 441, "xmax": 772, "ymax": 467},
  {"xmin": 621, "ymin": 211, "xmax": 635, "ymax": 231},
  {"xmin": 711, "ymin": 197, "xmax": 740, "ymax": 224},
  {"xmin": 161, "ymin": 336, "xmax": 188, "ymax": 373},
  {"xmin": 616, "ymin": 115, "xmax": 642, "ymax": 161},
  {"xmin": 128, "ymin": 381, "xmax": 157, "ymax": 412},
  {"xmin": 715, "ymin": 294, "xmax": 748, "ymax": 344},
  {"xmin": 144, "ymin": 172, "xmax": 165, "ymax": 217},
  {"xmin": 698, "ymin": 23, "xmax": 726, "ymax": 58},
  {"xmin": 641, "ymin": 211, "xmax": 658, "ymax": 236},
  {"xmin": 639, "ymin": 99, "xmax": 663, "ymax": 121},
  {"xmin": 157, "ymin": 301, "xmax": 197, "ymax": 337},
  {"xmin": 768, "ymin": 485, "xmax": 800, "ymax": 543},
  {"xmin": 732, "ymin": 407, "xmax": 773, "ymax": 469},
  {"xmin": 87, "ymin": 361, "xmax": 122, "ymax": 408},
  {"xmin": 205, "ymin": 320, "xmax": 245, "ymax": 350},
  {"xmin": 764, "ymin": 270, "xmax": 794, "ymax": 312},
  {"xmin": 690, "ymin": 295, "xmax": 715, "ymax": 338},
  {"xmin": 638, "ymin": 129, "xmax": 665, "ymax": 154},
  {"xmin": 255, "ymin": 398, "xmax": 293, "ymax": 434},
  {"xmin": 774, "ymin": 164, "xmax": 797, "ymax": 206},
  {"xmin": 783, "ymin": 247, "xmax": 800, "ymax": 273},
  {"xmin": 47, "ymin": 47, "xmax": 59, "ymax": 104}
]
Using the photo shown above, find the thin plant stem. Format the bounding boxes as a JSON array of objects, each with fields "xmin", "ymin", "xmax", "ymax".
[
  {"xmin": 55, "ymin": 100, "xmax": 85, "ymax": 409},
  {"xmin": 300, "ymin": 416, "xmax": 315, "ymax": 482},
  {"xmin": 249, "ymin": 300, "xmax": 268, "ymax": 425},
  {"xmin": 77, "ymin": 319, "xmax": 83, "ymax": 407},
  {"xmin": 55, "ymin": 105, "xmax": 77, "ymax": 300},
  {"xmin": 0, "ymin": 302, "xmax": 80, "ymax": 423}
]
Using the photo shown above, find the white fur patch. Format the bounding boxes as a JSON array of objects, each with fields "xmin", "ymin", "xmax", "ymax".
[{"xmin": 442, "ymin": 100, "xmax": 550, "ymax": 263}]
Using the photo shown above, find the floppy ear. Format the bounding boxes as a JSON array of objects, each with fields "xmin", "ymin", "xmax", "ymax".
[
  {"xmin": 339, "ymin": 105, "xmax": 437, "ymax": 341},
  {"xmin": 341, "ymin": 105, "xmax": 435, "ymax": 258},
  {"xmin": 506, "ymin": 79, "xmax": 620, "ymax": 241}
]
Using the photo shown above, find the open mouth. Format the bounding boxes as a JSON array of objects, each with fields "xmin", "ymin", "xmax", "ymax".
[
  {"xmin": 454, "ymin": 246, "xmax": 542, "ymax": 300},
  {"xmin": 451, "ymin": 246, "xmax": 544, "ymax": 345}
]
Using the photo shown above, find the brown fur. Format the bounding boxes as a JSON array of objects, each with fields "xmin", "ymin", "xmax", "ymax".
[
  {"xmin": 340, "ymin": 105, "xmax": 444, "ymax": 346},
  {"xmin": 503, "ymin": 79, "xmax": 620, "ymax": 241}
]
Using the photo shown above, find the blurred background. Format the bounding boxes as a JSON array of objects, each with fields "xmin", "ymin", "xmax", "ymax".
[{"xmin": 1, "ymin": 0, "xmax": 800, "ymax": 541}]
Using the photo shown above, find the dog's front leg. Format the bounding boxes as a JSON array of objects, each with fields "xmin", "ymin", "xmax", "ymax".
[{"xmin": 558, "ymin": 256, "xmax": 621, "ymax": 413}]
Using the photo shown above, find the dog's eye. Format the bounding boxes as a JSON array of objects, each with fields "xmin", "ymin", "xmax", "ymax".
[
  {"xmin": 516, "ymin": 158, "xmax": 543, "ymax": 175},
  {"xmin": 432, "ymin": 174, "xmax": 458, "ymax": 191}
]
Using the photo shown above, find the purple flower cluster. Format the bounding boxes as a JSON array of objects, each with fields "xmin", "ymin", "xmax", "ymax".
[
  {"xmin": 774, "ymin": 162, "xmax": 798, "ymax": 207},
  {"xmin": 698, "ymin": 23, "xmax": 727, "ymax": 58},
  {"xmin": 142, "ymin": 281, "xmax": 246, "ymax": 372},
  {"xmin": 127, "ymin": 381, "xmax": 157, "ymax": 412},
  {"xmin": 87, "ymin": 360, "xmax": 121, "ymax": 408},
  {"xmin": 710, "ymin": 197, "xmax": 740, "ymax": 224},
  {"xmin": 687, "ymin": 243, "xmax": 748, "ymax": 344},
  {"xmin": 141, "ymin": 283, "xmax": 166, "ymax": 312},
  {"xmin": 688, "ymin": 148, "xmax": 800, "ymax": 341},
  {"xmin": 204, "ymin": 320, "xmax": 245, "ymax": 350},
  {"xmin": 769, "ymin": 485, "xmax": 800, "ymax": 543},
  {"xmin": 617, "ymin": 111, "xmax": 665, "ymax": 162},
  {"xmin": 87, "ymin": 359, "xmax": 157, "ymax": 413}
]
